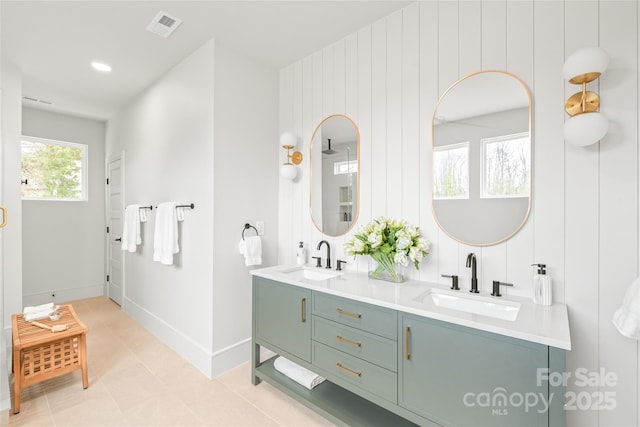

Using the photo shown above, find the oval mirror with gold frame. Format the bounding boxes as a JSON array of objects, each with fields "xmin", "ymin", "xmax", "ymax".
[
  {"xmin": 310, "ymin": 114, "xmax": 360, "ymax": 236},
  {"xmin": 432, "ymin": 70, "xmax": 532, "ymax": 246}
]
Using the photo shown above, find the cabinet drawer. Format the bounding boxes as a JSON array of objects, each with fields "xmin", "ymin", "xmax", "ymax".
[
  {"xmin": 312, "ymin": 316, "xmax": 397, "ymax": 372},
  {"xmin": 312, "ymin": 293, "xmax": 397, "ymax": 339},
  {"xmin": 312, "ymin": 341, "xmax": 397, "ymax": 404}
]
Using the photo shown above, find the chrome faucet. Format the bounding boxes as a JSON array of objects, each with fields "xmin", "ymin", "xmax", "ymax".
[
  {"xmin": 466, "ymin": 252, "xmax": 479, "ymax": 293},
  {"xmin": 317, "ymin": 240, "xmax": 331, "ymax": 269}
]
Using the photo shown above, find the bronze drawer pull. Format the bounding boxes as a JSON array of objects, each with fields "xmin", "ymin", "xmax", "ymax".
[
  {"xmin": 405, "ymin": 326, "xmax": 411, "ymax": 360},
  {"xmin": 336, "ymin": 308, "xmax": 361, "ymax": 319},
  {"xmin": 336, "ymin": 362, "xmax": 361, "ymax": 377},
  {"xmin": 0, "ymin": 206, "xmax": 6, "ymax": 228},
  {"xmin": 336, "ymin": 335, "xmax": 362, "ymax": 348},
  {"xmin": 301, "ymin": 298, "xmax": 306, "ymax": 323}
]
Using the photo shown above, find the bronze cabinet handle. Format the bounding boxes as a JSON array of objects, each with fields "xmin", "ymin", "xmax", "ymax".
[
  {"xmin": 336, "ymin": 308, "xmax": 361, "ymax": 319},
  {"xmin": 336, "ymin": 335, "xmax": 361, "ymax": 348},
  {"xmin": 301, "ymin": 298, "xmax": 306, "ymax": 323},
  {"xmin": 336, "ymin": 362, "xmax": 361, "ymax": 377},
  {"xmin": 0, "ymin": 206, "xmax": 6, "ymax": 228},
  {"xmin": 405, "ymin": 326, "xmax": 411, "ymax": 360}
]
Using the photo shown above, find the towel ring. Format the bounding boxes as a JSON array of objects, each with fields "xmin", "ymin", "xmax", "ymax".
[{"xmin": 242, "ymin": 223, "xmax": 258, "ymax": 240}]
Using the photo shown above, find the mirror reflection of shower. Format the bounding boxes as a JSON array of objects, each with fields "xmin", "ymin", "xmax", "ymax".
[
  {"xmin": 323, "ymin": 138, "xmax": 338, "ymax": 155},
  {"xmin": 311, "ymin": 114, "xmax": 360, "ymax": 236}
]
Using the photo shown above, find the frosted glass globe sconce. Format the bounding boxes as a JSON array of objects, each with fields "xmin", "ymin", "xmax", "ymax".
[
  {"xmin": 563, "ymin": 47, "xmax": 609, "ymax": 146},
  {"xmin": 279, "ymin": 131, "xmax": 302, "ymax": 180}
]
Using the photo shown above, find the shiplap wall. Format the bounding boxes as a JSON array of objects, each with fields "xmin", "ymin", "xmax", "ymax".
[{"xmin": 279, "ymin": 1, "xmax": 638, "ymax": 425}]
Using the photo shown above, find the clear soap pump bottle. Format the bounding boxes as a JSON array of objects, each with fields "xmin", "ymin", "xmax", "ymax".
[
  {"xmin": 531, "ymin": 263, "xmax": 552, "ymax": 306},
  {"xmin": 296, "ymin": 242, "xmax": 306, "ymax": 265}
]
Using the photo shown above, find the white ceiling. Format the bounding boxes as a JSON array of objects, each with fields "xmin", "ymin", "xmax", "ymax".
[{"xmin": 2, "ymin": 1, "xmax": 411, "ymax": 121}]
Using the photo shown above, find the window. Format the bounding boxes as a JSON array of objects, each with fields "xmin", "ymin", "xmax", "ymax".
[
  {"xmin": 481, "ymin": 133, "xmax": 530, "ymax": 198},
  {"xmin": 21, "ymin": 136, "xmax": 88, "ymax": 201},
  {"xmin": 433, "ymin": 142, "xmax": 469, "ymax": 199},
  {"xmin": 333, "ymin": 159, "xmax": 358, "ymax": 175}
]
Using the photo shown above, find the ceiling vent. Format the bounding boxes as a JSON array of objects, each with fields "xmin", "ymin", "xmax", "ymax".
[{"xmin": 146, "ymin": 11, "xmax": 182, "ymax": 38}]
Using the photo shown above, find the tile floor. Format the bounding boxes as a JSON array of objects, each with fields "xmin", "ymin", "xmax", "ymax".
[{"xmin": 1, "ymin": 297, "xmax": 335, "ymax": 426}]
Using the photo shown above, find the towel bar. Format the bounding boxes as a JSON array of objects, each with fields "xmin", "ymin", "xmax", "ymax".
[
  {"xmin": 140, "ymin": 205, "xmax": 153, "ymax": 210},
  {"xmin": 242, "ymin": 223, "xmax": 258, "ymax": 240},
  {"xmin": 153, "ymin": 203, "xmax": 195, "ymax": 210}
]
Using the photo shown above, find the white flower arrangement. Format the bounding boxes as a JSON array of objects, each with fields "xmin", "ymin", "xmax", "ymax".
[{"xmin": 344, "ymin": 217, "xmax": 430, "ymax": 281}]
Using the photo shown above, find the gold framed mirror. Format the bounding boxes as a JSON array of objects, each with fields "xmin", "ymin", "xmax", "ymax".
[
  {"xmin": 310, "ymin": 114, "xmax": 360, "ymax": 236},
  {"xmin": 432, "ymin": 70, "xmax": 532, "ymax": 246}
]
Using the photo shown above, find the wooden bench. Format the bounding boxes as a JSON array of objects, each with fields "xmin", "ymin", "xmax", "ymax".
[{"xmin": 12, "ymin": 304, "xmax": 88, "ymax": 414}]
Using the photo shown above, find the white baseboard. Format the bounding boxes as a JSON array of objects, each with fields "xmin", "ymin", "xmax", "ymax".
[
  {"xmin": 123, "ymin": 297, "xmax": 212, "ymax": 377},
  {"xmin": 211, "ymin": 337, "xmax": 251, "ymax": 378},
  {"xmin": 23, "ymin": 284, "xmax": 105, "ymax": 306},
  {"xmin": 123, "ymin": 297, "xmax": 250, "ymax": 379}
]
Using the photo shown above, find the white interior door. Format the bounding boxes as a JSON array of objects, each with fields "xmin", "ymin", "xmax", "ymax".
[{"xmin": 106, "ymin": 153, "xmax": 124, "ymax": 305}]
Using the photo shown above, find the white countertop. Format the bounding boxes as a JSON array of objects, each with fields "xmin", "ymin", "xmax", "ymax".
[{"xmin": 251, "ymin": 265, "xmax": 571, "ymax": 351}]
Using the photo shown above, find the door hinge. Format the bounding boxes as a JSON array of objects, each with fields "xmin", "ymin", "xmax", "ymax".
[
  {"xmin": 106, "ymin": 178, "xmax": 109, "ymax": 185},
  {"xmin": 107, "ymin": 226, "xmax": 110, "ymax": 233},
  {"xmin": 107, "ymin": 275, "xmax": 110, "ymax": 282}
]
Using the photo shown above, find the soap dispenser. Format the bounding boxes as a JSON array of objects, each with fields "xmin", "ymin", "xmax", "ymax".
[
  {"xmin": 531, "ymin": 263, "xmax": 552, "ymax": 306},
  {"xmin": 296, "ymin": 242, "xmax": 306, "ymax": 265}
]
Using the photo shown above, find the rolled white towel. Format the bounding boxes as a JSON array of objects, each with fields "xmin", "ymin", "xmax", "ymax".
[
  {"xmin": 23, "ymin": 303, "xmax": 55, "ymax": 321},
  {"xmin": 23, "ymin": 302, "xmax": 54, "ymax": 314},
  {"xmin": 24, "ymin": 310, "xmax": 53, "ymax": 322},
  {"xmin": 274, "ymin": 356, "xmax": 325, "ymax": 390}
]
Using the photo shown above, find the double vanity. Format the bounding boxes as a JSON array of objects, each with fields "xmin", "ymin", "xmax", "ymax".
[
  {"xmin": 251, "ymin": 265, "xmax": 571, "ymax": 427},
  {"xmin": 255, "ymin": 69, "xmax": 568, "ymax": 425}
]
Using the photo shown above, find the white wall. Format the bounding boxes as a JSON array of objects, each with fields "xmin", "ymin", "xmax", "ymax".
[
  {"xmin": 211, "ymin": 43, "xmax": 279, "ymax": 376},
  {"xmin": 21, "ymin": 108, "xmax": 105, "ymax": 305},
  {"xmin": 278, "ymin": 2, "xmax": 639, "ymax": 426},
  {"xmin": 107, "ymin": 39, "xmax": 216, "ymax": 376},
  {"xmin": 106, "ymin": 38, "xmax": 279, "ymax": 378},
  {"xmin": 1, "ymin": 59, "xmax": 23, "ymax": 412}
]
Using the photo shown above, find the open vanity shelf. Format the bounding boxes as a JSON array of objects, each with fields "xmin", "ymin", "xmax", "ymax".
[{"xmin": 253, "ymin": 357, "xmax": 416, "ymax": 426}]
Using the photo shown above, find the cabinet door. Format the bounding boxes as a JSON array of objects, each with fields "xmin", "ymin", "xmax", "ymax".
[
  {"xmin": 399, "ymin": 313, "xmax": 550, "ymax": 426},
  {"xmin": 254, "ymin": 277, "xmax": 312, "ymax": 362}
]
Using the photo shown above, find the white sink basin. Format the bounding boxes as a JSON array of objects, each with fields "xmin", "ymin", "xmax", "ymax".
[
  {"xmin": 420, "ymin": 288, "xmax": 520, "ymax": 321},
  {"xmin": 279, "ymin": 266, "xmax": 343, "ymax": 281}
]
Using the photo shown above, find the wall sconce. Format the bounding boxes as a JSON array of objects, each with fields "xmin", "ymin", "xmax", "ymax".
[
  {"xmin": 279, "ymin": 131, "xmax": 302, "ymax": 180},
  {"xmin": 563, "ymin": 47, "xmax": 609, "ymax": 146}
]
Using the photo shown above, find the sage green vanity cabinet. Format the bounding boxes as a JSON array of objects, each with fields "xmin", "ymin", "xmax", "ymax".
[
  {"xmin": 254, "ymin": 277, "xmax": 311, "ymax": 362},
  {"xmin": 400, "ymin": 313, "xmax": 553, "ymax": 426},
  {"xmin": 251, "ymin": 275, "xmax": 566, "ymax": 427}
]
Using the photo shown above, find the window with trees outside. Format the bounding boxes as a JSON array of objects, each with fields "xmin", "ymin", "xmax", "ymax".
[
  {"xmin": 21, "ymin": 136, "xmax": 88, "ymax": 201},
  {"xmin": 481, "ymin": 132, "xmax": 530, "ymax": 198},
  {"xmin": 433, "ymin": 142, "xmax": 469, "ymax": 199}
]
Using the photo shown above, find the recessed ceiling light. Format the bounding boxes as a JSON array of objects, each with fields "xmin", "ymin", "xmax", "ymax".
[{"xmin": 91, "ymin": 62, "xmax": 112, "ymax": 73}]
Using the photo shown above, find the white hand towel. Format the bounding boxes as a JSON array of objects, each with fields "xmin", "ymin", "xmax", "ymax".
[
  {"xmin": 139, "ymin": 207, "xmax": 148, "ymax": 223},
  {"xmin": 274, "ymin": 356, "xmax": 326, "ymax": 390},
  {"xmin": 612, "ymin": 277, "xmax": 640, "ymax": 340},
  {"xmin": 23, "ymin": 302, "xmax": 54, "ymax": 314},
  {"xmin": 23, "ymin": 303, "xmax": 55, "ymax": 321},
  {"xmin": 122, "ymin": 204, "xmax": 144, "ymax": 252},
  {"xmin": 153, "ymin": 202, "xmax": 183, "ymax": 266},
  {"xmin": 239, "ymin": 236, "xmax": 262, "ymax": 266}
]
